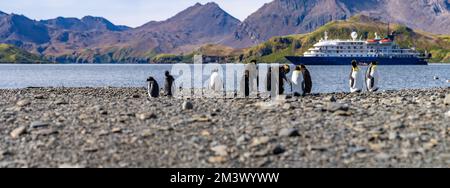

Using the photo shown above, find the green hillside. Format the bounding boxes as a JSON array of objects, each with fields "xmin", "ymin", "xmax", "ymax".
[
  {"xmin": 242, "ymin": 15, "xmax": 450, "ymax": 63},
  {"xmin": 0, "ymin": 44, "xmax": 49, "ymax": 63}
]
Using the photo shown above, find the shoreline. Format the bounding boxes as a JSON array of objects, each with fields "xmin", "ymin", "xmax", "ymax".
[{"xmin": 0, "ymin": 87, "xmax": 449, "ymax": 167}]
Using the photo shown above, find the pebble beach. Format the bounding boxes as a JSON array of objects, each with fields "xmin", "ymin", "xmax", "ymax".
[{"xmin": 0, "ymin": 87, "xmax": 449, "ymax": 168}]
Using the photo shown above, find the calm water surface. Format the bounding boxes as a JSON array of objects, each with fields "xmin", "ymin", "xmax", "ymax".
[{"xmin": 0, "ymin": 64, "xmax": 449, "ymax": 93}]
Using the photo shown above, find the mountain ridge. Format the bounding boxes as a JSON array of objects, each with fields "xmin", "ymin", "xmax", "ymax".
[{"xmin": 227, "ymin": 0, "xmax": 450, "ymax": 48}]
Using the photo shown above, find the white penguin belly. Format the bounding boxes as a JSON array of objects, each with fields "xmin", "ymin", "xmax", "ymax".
[
  {"xmin": 366, "ymin": 70, "xmax": 379, "ymax": 92},
  {"xmin": 209, "ymin": 72, "xmax": 223, "ymax": 91},
  {"xmin": 350, "ymin": 71, "xmax": 363, "ymax": 93},
  {"xmin": 291, "ymin": 71, "xmax": 304, "ymax": 95}
]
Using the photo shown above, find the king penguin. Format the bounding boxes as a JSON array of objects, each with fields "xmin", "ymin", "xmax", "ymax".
[
  {"xmin": 266, "ymin": 67, "xmax": 272, "ymax": 92},
  {"xmin": 209, "ymin": 69, "xmax": 223, "ymax": 92},
  {"xmin": 278, "ymin": 64, "xmax": 291, "ymax": 95},
  {"xmin": 349, "ymin": 60, "xmax": 363, "ymax": 93},
  {"xmin": 164, "ymin": 71, "xmax": 175, "ymax": 97},
  {"xmin": 239, "ymin": 63, "xmax": 258, "ymax": 97},
  {"xmin": 291, "ymin": 66, "xmax": 305, "ymax": 97},
  {"xmin": 300, "ymin": 64, "xmax": 312, "ymax": 94},
  {"xmin": 147, "ymin": 76, "xmax": 160, "ymax": 98},
  {"xmin": 366, "ymin": 61, "xmax": 380, "ymax": 92}
]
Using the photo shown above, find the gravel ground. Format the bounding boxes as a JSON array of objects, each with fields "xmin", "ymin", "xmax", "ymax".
[{"xmin": 0, "ymin": 87, "xmax": 449, "ymax": 168}]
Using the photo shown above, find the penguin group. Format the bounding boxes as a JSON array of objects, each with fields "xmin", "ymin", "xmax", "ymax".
[
  {"xmin": 146, "ymin": 59, "xmax": 381, "ymax": 99},
  {"xmin": 349, "ymin": 60, "xmax": 380, "ymax": 93},
  {"xmin": 291, "ymin": 64, "xmax": 313, "ymax": 96},
  {"xmin": 146, "ymin": 70, "xmax": 175, "ymax": 98}
]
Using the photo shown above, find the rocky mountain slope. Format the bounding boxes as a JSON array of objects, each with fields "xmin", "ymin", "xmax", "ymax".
[
  {"xmin": 228, "ymin": 0, "xmax": 450, "ymax": 48},
  {"xmin": 0, "ymin": 43, "xmax": 48, "ymax": 63},
  {"xmin": 242, "ymin": 15, "xmax": 450, "ymax": 63}
]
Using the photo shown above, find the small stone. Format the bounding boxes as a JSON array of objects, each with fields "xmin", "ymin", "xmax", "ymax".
[
  {"xmin": 16, "ymin": 99, "xmax": 31, "ymax": 107},
  {"xmin": 328, "ymin": 95, "xmax": 337, "ymax": 102},
  {"xmin": 211, "ymin": 145, "xmax": 228, "ymax": 156},
  {"xmin": 111, "ymin": 128, "xmax": 122, "ymax": 133},
  {"xmin": 276, "ymin": 95, "xmax": 289, "ymax": 101},
  {"xmin": 278, "ymin": 128, "xmax": 300, "ymax": 137},
  {"xmin": 326, "ymin": 103, "xmax": 349, "ymax": 112},
  {"xmin": 446, "ymin": 111, "xmax": 450, "ymax": 117},
  {"xmin": 208, "ymin": 156, "xmax": 227, "ymax": 163},
  {"xmin": 444, "ymin": 94, "xmax": 450, "ymax": 105},
  {"xmin": 34, "ymin": 95, "xmax": 45, "ymax": 99},
  {"xmin": 132, "ymin": 94, "xmax": 140, "ymax": 98},
  {"xmin": 97, "ymin": 130, "xmax": 109, "ymax": 136},
  {"xmin": 10, "ymin": 126, "xmax": 26, "ymax": 139},
  {"xmin": 369, "ymin": 143, "xmax": 383, "ymax": 152},
  {"xmin": 136, "ymin": 113, "xmax": 157, "ymax": 120},
  {"xmin": 182, "ymin": 101, "xmax": 193, "ymax": 110},
  {"xmin": 54, "ymin": 99, "xmax": 68, "ymax": 105},
  {"xmin": 33, "ymin": 129, "xmax": 58, "ymax": 136},
  {"xmin": 236, "ymin": 135, "xmax": 250, "ymax": 145},
  {"xmin": 253, "ymin": 149, "xmax": 270, "ymax": 157},
  {"xmin": 250, "ymin": 137, "xmax": 271, "ymax": 147},
  {"xmin": 433, "ymin": 76, "xmax": 439, "ymax": 80},
  {"xmin": 272, "ymin": 145, "xmax": 286, "ymax": 155},
  {"xmin": 58, "ymin": 164, "xmax": 85, "ymax": 168},
  {"xmin": 192, "ymin": 115, "xmax": 210, "ymax": 122},
  {"xmin": 200, "ymin": 130, "xmax": 210, "ymax": 137},
  {"xmin": 333, "ymin": 110, "xmax": 352, "ymax": 116},
  {"xmin": 308, "ymin": 144, "xmax": 332, "ymax": 152},
  {"xmin": 388, "ymin": 132, "xmax": 399, "ymax": 140},
  {"xmin": 30, "ymin": 121, "xmax": 50, "ymax": 129},
  {"xmin": 282, "ymin": 103, "xmax": 293, "ymax": 110},
  {"xmin": 375, "ymin": 153, "xmax": 390, "ymax": 160},
  {"xmin": 423, "ymin": 139, "xmax": 438, "ymax": 149},
  {"xmin": 140, "ymin": 129, "xmax": 152, "ymax": 137}
]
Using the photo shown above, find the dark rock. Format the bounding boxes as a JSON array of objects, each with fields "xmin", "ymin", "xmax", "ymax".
[
  {"xmin": 182, "ymin": 101, "xmax": 194, "ymax": 110},
  {"xmin": 30, "ymin": 121, "xmax": 50, "ymax": 129},
  {"xmin": 328, "ymin": 96, "xmax": 337, "ymax": 102},
  {"xmin": 273, "ymin": 145, "xmax": 286, "ymax": 155}
]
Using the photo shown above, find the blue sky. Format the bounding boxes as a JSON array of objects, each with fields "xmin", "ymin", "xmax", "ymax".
[{"xmin": 0, "ymin": 0, "xmax": 273, "ymax": 27}]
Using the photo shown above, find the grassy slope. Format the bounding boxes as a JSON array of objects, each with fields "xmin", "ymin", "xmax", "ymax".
[
  {"xmin": 242, "ymin": 15, "xmax": 450, "ymax": 63},
  {"xmin": 0, "ymin": 44, "xmax": 48, "ymax": 63}
]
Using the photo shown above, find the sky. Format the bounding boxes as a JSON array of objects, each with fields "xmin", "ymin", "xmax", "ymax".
[{"xmin": 0, "ymin": 0, "xmax": 273, "ymax": 27}]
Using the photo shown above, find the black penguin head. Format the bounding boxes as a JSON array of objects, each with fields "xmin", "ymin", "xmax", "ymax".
[
  {"xmin": 371, "ymin": 61, "xmax": 378, "ymax": 66},
  {"xmin": 283, "ymin": 64, "xmax": 291, "ymax": 74},
  {"xmin": 165, "ymin": 71, "xmax": 170, "ymax": 77},
  {"xmin": 300, "ymin": 64, "xmax": 306, "ymax": 70},
  {"xmin": 147, "ymin": 77, "xmax": 155, "ymax": 82},
  {"xmin": 351, "ymin": 60, "xmax": 358, "ymax": 68},
  {"xmin": 250, "ymin": 59, "xmax": 257, "ymax": 64},
  {"xmin": 295, "ymin": 66, "xmax": 301, "ymax": 71}
]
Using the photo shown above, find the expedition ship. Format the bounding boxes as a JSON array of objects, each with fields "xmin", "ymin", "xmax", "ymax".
[{"xmin": 285, "ymin": 31, "xmax": 429, "ymax": 65}]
